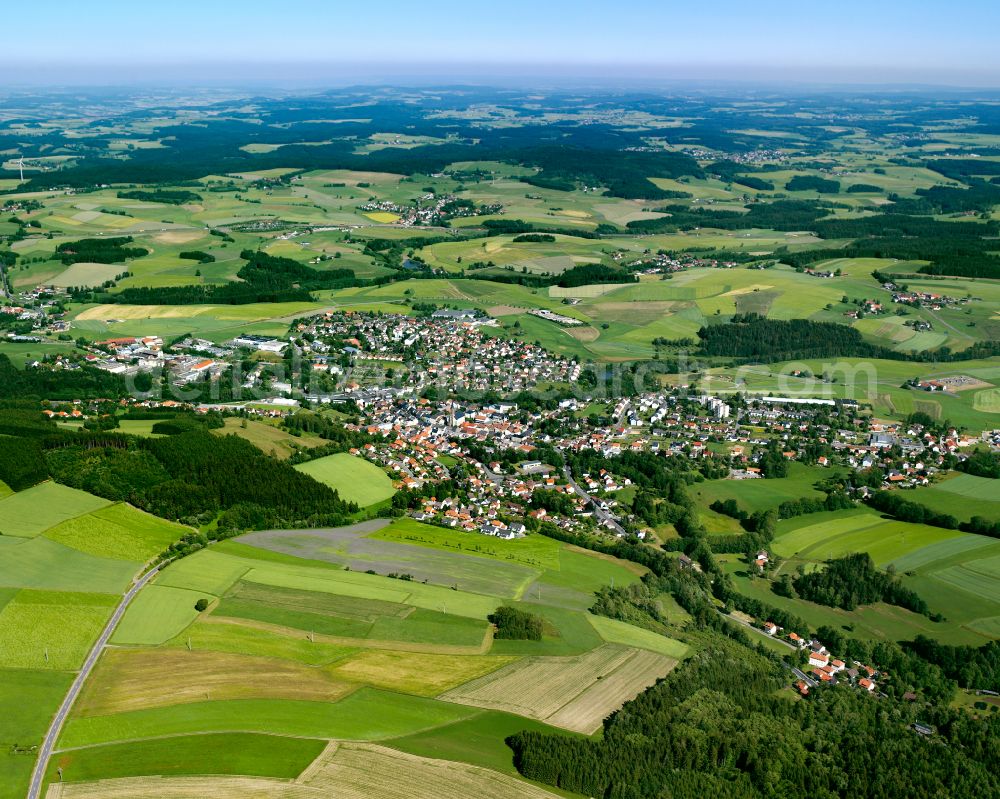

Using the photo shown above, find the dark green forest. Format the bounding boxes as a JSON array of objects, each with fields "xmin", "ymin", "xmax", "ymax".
[
  {"xmin": 507, "ymin": 637, "xmax": 1000, "ymax": 799},
  {"xmin": 792, "ymin": 552, "xmax": 933, "ymax": 616}
]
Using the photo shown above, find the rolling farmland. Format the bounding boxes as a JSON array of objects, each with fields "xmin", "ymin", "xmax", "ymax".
[
  {"xmin": 759, "ymin": 508, "xmax": 1000, "ymax": 644},
  {"xmin": 32, "ymin": 515, "xmax": 686, "ymax": 797},
  {"xmin": 0, "ymin": 484, "xmax": 159, "ymax": 799},
  {"xmin": 3, "ymin": 81, "xmax": 1000, "ymax": 799}
]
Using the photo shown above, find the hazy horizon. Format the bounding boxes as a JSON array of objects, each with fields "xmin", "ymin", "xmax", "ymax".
[{"xmin": 8, "ymin": 0, "xmax": 1000, "ymax": 89}]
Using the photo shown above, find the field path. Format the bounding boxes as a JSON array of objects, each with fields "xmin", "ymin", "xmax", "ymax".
[{"xmin": 28, "ymin": 565, "xmax": 162, "ymax": 799}]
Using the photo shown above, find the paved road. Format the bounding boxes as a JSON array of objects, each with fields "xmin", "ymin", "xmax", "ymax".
[
  {"xmin": 791, "ymin": 666, "xmax": 819, "ymax": 688},
  {"xmin": 562, "ymin": 465, "xmax": 628, "ymax": 536},
  {"xmin": 719, "ymin": 609, "xmax": 796, "ymax": 651},
  {"xmin": 27, "ymin": 566, "xmax": 161, "ymax": 799}
]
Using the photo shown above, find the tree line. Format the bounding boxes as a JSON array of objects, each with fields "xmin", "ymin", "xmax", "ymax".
[
  {"xmin": 55, "ymin": 236, "xmax": 148, "ymax": 265},
  {"xmin": 117, "ymin": 189, "xmax": 203, "ymax": 205},
  {"xmin": 866, "ymin": 489, "xmax": 1000, "ymax": 538}
]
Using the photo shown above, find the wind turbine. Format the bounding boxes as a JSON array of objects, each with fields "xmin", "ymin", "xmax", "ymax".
[{"xmin": 17, "ymin": 157, "xmax": 24, "ymax": 182}]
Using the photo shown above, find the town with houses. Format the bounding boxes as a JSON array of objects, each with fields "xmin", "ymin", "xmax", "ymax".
[{"xmin": 11, "ymin": 299, "xmax": 999, "ymax": 705}]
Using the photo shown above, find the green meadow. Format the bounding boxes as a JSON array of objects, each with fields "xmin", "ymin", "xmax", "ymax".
[
  {"xmin": 0, "ymin": 481, "xmax": 179, "ymax": 799},
  {"xmin": 3, "ymin": 107, "xmax": 1000, "ymax": 797},
  {"xmin": 691, "ymin": 462, "xmax": 832, "ymax": 515},
  {"xmin": 906, "ymin": 474, "xmax": 1000, "ymax": 523},
  {"xmin": 59, "ymin": 689, "xmax": 480, "ymax": 749},
  {"xmin": 294, "ymin": 453, "xmax": 396, "ymax": 507},
  {"xmin": 48, "ymin": 733, "xmax": 326, "ymax": 784}
]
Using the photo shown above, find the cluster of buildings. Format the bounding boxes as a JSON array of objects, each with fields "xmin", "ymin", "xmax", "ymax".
[
  {"xmin": 611, "ymin": 250, "xmax": 739, "ymax": 275},
  {"xmin": 69, "ymin": 332, "xmax": 292, "ymax": 386},
  {"xmin": 679, "ymin": 147, "xmax": 789, "ymax": 165},
  {"xmin": 1, "ymin": 286, "xmax": 70, "ymax": 333},
  {"xmin": 357, "ymin": 194, "xmax": 502, "ymax": 227},
  {"xmin": 798, "ymin": 643, "xmax": 878, "ymax": 695},
  {"xmin": 844, "ymin": 300, "xmax": 885, "ymax": 318},
  {"xmin": 297, "ymin": 311, "xmax": 580, "ymax": 394},
  {"xmin": 888, "ymin": 286, "xmax": 972, "ymax": 311}
]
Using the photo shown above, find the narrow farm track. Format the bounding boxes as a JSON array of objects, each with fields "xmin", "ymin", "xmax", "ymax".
[{"xmin": 27, "ymin": 566, "xmax": 162, "ymax": 799}]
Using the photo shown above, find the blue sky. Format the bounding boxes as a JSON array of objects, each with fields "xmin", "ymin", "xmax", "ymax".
[{"xmin": 14, "ymin": 0, "xmax": 1000, "ymax": 86}]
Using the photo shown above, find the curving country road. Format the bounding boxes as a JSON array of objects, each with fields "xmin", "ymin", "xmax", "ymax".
[{"xmin": 26, "ymin": 566, "xmax": 161, "ymax": 799}]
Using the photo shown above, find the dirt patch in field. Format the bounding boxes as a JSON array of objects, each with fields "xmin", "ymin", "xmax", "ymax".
[
  {"xmin": 566, "ymin": 325, "xmax": 600, "ymax": 342},
  {"xmin": 154, "ymin": 230, "xmax": 206, "ymax": 245},
  {"xmin": 486, "ymin": 305, "xmax": 524, "ymax": 317}
]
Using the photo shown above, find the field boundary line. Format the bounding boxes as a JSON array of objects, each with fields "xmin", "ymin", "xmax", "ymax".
[{"xmin": 295, "ymin": 741, "xmax": 340, "ymax": 783}]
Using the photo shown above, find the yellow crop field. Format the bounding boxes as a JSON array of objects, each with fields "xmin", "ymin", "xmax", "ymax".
[
  {"xmin": 74, "ymin": 649, "xmax": 354, "ymax": 716},
  {"xmin": 330, "ymin": 650, "xmax": 514, "ymax": 696}
]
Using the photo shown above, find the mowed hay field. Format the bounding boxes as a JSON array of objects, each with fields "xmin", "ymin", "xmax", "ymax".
[
  {"xmin": 293, "ymin": 453, "xmax": 396, "ymax": 507},
  {"xmin": 440, "ymin": 644, "xmax": 679, "ymax": 734},
  {"xmin": 212, "ymin": 579, "xmax": 490, "ymax": 649},
  {"xmin": 240, "ymin": 517, "xmax": 644, "ymax": 606},
  {"xmin": 47, "ymin": 742, "xmax": 561, "ymax": 799},
  {"xmin": 46, "ymin": 262, "xmax": 122, "ymax": 288}
]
